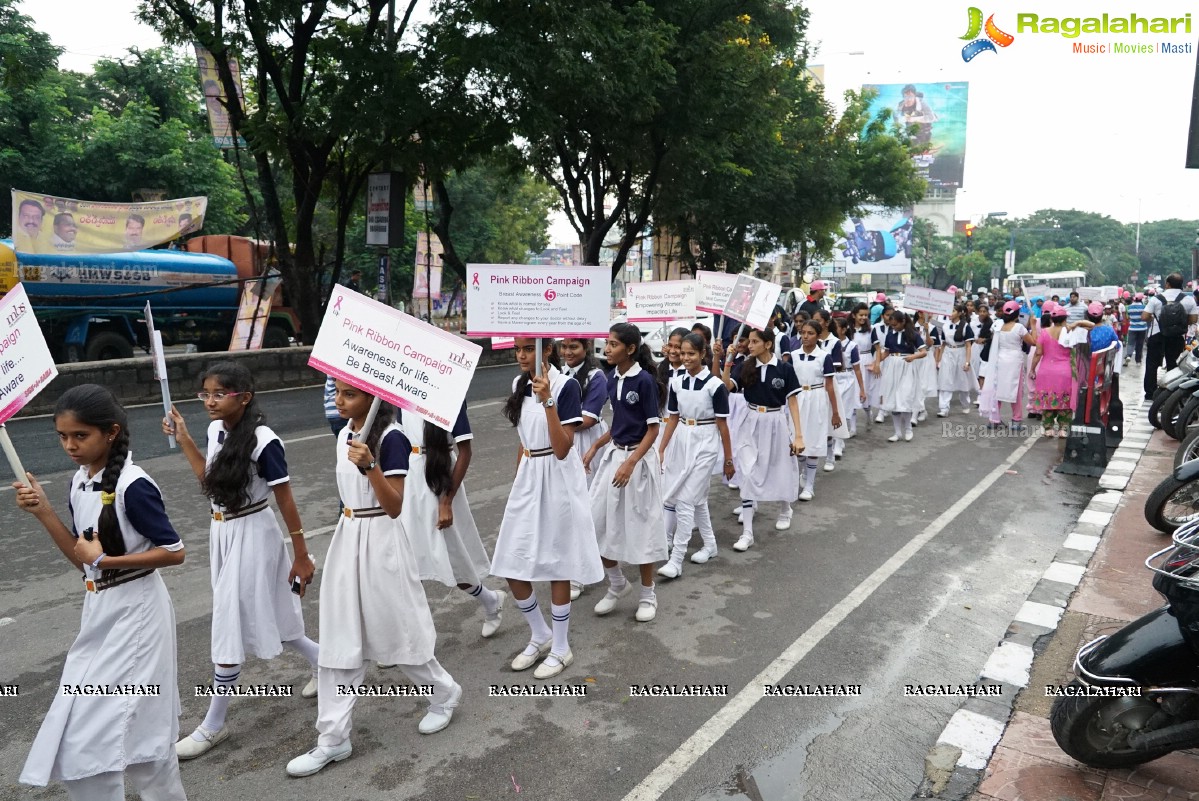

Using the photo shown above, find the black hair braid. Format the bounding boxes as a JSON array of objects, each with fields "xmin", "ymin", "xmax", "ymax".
[
  {"xmin": 358, "ymin": 402, "xmax": 397, "ymax": 474},
  {"xmin": 422, "ymin": 419, "xmax": 454, "ymax": 496},
  {"xmin": 96, "ymin": 426, "xmax": 130, "ymax": 559},
  {"xmin": 502, "ymin": 340, "xmax": 562, "ymax": 427},
  {"xmin": 203, "ymin": 395, "xmax": 264, "ymax": 511}
]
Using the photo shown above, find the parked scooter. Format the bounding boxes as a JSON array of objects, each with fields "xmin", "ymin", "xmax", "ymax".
[
  {"xmin": 1144, "ymin": 458, "xmax": 1199, "ymax": 534},
  {"xmin": 1052, "ymin": 519, "xmax": 1199, "ymax": 767},
  {"xmin": 1148, "ymin": 349, "xmax": 1199, "ymax": 435}
]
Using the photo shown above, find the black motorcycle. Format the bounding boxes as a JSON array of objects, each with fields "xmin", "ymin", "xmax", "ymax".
[{"xmin": 1052, "ymin": 520, "xmax": 1199, "ymax": 767}]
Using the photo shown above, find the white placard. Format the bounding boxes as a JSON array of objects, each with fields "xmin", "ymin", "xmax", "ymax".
[
  {"xmin": 902, "ymin": 286, "xmax": 956, "ymax": 317},
  {"xmin": 1022, "ymin": 283, "xmax": 1050, "ymax": 299},
  {"xmin": 626, "ymin": 280, "xmax": 698, "ymax": 323},
  {"xmin": 0, "ymin": 283, "xmax": 57, "ymax": 425},
  {"xmin": 722, "ymin": 274, "xmax": 783, "ymax": 331},
  {"xmin": 464, "ymin": 264, "xmax": 610, "ymax": 338},
  {"xmin": 1077, "ymin": 287, "xmax": 1104, "ymax": 303},
  {"xmin": 696, "ymin": 271, "xmax": 740, "ymax": 314},
  {"xmin": 310, "ymin": 288, "xmax": 481, "ymax": 431},
  {"xmin": 1102, "ymin": 285, "xmax": 1121, "ymax": 301}
]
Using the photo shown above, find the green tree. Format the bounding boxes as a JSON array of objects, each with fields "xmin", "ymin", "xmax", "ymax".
[
  {"xmin": 947, "ymin": 251, "xmax": 991, "ymax": 287},
  {"xmin": 1138, "ymin": 219, "xmax": 1199, "ymax": 281},
  {"xmin": 1020, "ymin": 247, "xmax": 1089, "ymax": 274},
  {"xmin": 910, "ymin": 217, "xmax": 953, "ymax": 288}
]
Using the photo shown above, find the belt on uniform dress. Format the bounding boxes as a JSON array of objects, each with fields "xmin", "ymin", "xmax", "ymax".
[
  {"xmin": 796, "ymin": 385, "xmax": 822, "ymax": 392},
  {"xmin": 944, "ymin": 343, "xmax": 967, "ymax": 349},
  {"xmin": 747, "ymin": 404, "xmax": 781, "ymax": 413},
  {"xmin": 411, "ymin": 446, "xmax": 426, "ymax": 454},
  {"xmin": 682, "ymin": 418, "xmax": 716, "ymax": 426},
  {"xmin": 84, "ymin": 568, "xmax": 156, "ymax": 593},
  {"xmin": 343, "ymin": 506, "xmax": 387, "ymax": 519},
  {"xmin": 211, "ymin": 499, "xmax": 269, "ymax": 522},
  {"xmin": 522, "ymin": 447, "xmax": 554, "ymax": 458},
  {"xmin": 612, "ymin": 443, "xmax": 639, "ymax": 451}
]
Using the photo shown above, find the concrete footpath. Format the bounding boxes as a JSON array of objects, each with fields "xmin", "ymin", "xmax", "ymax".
[{"xmin": 916, "ymin": 395, "xmax": 1199, "ymax": 800}]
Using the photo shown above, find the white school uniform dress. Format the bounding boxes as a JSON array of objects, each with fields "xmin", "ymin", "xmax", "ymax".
[
  {"xmin": 852, "ymin": 328, "xmax": 876, "ymax": 408},
  {"xmin": 320, "ymin": 424, "xmax": 436, "ymax": 669},
  {"xmin": 661, "ymin": 368, "xmax": 730, "ymax": 505},
  {"xmin": 564, "ymin": 363, "xmax": 610, "ymax": 487},
  {"xmin": 919, "ymin": 326, "xmax": 942, "ymax": 397},
  {"xmin": 869, "ymin": 322, "xmax": 890, "ymax": 408},
  {"xmin": 590, "ymin": 362, "xmax": 669, "ymax": 564},
  {"xmin": 655, "ymin": 365, "xmax": 686, "ymax": 448},
  {"xmin": 939, "ymin": 321, "xmax": 977, "ymax": 394},
  {"xmin": 732, "ymin": 355, "xmax": 801, "ymax": 503},
  {"xmin": 492, "ymin": 367, "xmax": 605, "ymax": 584},
  {"xmin": 22, "ymin": 464, "xmax": 183, "ymax": 788},
  {"xmin": 398, "ymin": 406, "xmax": 492, "ymax": 587},
  {"xmin": 789, "ymin": 348, "xmax": 836, "ymax": 457},
  {"xmin": 988, "ymin": 323, "xmax": 1029, "ymax": 404},
  {"xmin": 834, "ymin": 336, "xmax": 863, "ymax": 416},
  {"xmin": 205, "ymin": 421, "xmax": 305, "ymax": 664},
  {"xmin": 877, "ymin": 330, "xmax": 927, "ymax": 414},
  {"xmin": 723, "ymin": 354, "xmax": 749, "ymax": 484}
]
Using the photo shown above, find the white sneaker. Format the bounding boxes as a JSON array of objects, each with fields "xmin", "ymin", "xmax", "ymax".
[
  {"xmin": 286, "ymin": 741, "xmax": 352, "ymax": 777},
  {"xmin": 656, "ymin": 560, "xmax": 683, "ymax": 579},
  {"xmin": 533, "ymin": 649, "xmax": 574, "ymax": 680},
  {"xmin": 903, "ymin": 430, "xmax": 913, "ymax": 442},
  {"xmin": 728, "ymin": 481, "xmax": 740, "ymax": 490},
  {"xmin": 418, "ymin": 682, "xmax": 462, "ymax": 734},
  {"xmin": 917, "ymin": 410, "xmax": 927, "ymax": 422},
  {"xmin": 799, "ymin": 488, "xmax": 814, "ymax": 502},
  {"xmin": 834, "ymin": 440, "xmax": 845, "ymax": 456},
  {"xmin": 775, "ymin": 513, "xmax": 792, "ymax": 530},
  {"xmin": 481, "ymin": 590, "xmax": 506, "ymax": 638},
  {"xmin": 635, "ymin": 596, "xmax": 658, "ymax": 622},
  {"xmin": 511, "ymin": 639, "xmax": 551, "ymax": 671},
  {"xmin": 887, "ymin": 434, "xmax": 900, "ymax": 443},
  {"xmin": 593, "ymin": 583, "xmax": 633, "ymax": 615},
  {"xmin": 569, "ymin": 581, "xmax": 584, "ymax": 601},
  {"xmin": 176, "ymin": 726, "xmax": 229, "ymax": 760},
  {"xmin": 733, "ymin": 533, "xmax": 754, "ymax": 552},
  {"xmin": 301, "ymin": 674, "xmax": 318, "ymax": 698},
  {"xmin": 690, "ymin": 545, "xmax": 718, "ymax": 564},
  {"xmin": 731, "ymin": 503, "xmax": 744, "ymax": 517},
  {"xmin": 874, "ymin": 412, "xmax": 886, "ymax": 424},
  {"xmin": 823, "ymin": 460, "xmax": 835, "ymax": 472},
  {"xmin": 936, "ymin": 410, "xmax": 949, "ymax": 418}
]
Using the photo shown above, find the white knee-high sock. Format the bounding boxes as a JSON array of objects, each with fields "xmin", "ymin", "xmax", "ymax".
[
  {"xmin": 283, "ymin": 636, "xmax": 320, "ymax": 670},
  {"xmin": 200, "ymin": 665, "xmax": 240, "ymax": 733},
  {"xmin": 741, "ymin": 499, "xmax": 755, "ymax": 535},
  {"xmin": 605, "ymin": 564, "xmax": 628, "ymax": 591},
  {"xmin": 465, "ymin": 584, "xmax": 501, "ymax": 615},
  {"xmin": 892, "ymin": 413, "xmax": 904, "ymax": 437},
  {"xmin": 550, "ymin": 602, "xmax": 571, "ymax": 657},
  {"xmin": 663, "ymin": 504, "xmax": 677, "ymax": 538},
  {"xmin": 673, "ymin": 502, "xmax": 696, "ymax": 551},
  {"xmin": 804, "ymin": 456, "xmax": 819, "ymax": 489},
  {"xmin": 516, "ymin": 594, "xmax": 552, "ymax": 643},
  {"xmin": 900, "ymin": 412, "xmax": 913, "ymax": 433}
]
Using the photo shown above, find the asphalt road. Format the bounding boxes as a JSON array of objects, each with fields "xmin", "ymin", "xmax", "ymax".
[{"xmin": 0, "ymin": 365, "xmax": 1101, "ymax": 801}]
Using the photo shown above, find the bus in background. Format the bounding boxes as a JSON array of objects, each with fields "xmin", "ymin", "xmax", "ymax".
[{"xmin": 1003, "ymin": 271, "xmax": 1087, "ymax": 297}]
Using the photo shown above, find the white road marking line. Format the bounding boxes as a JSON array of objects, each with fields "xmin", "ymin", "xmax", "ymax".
[
  {"xmin": 981, "ymin": 641, "xmax": 1034, "ymax": 687},
  {"xmin": 938, "ymin": 709, "xmax": 1006, "ymax": 770},
  {"xmin": 0, "ymin": 479, "xmax": 52, "ymax": 493},
  {"xmin": 1014, "ymin": 601, "xmax": 1064, "ymax": 630},
  {"xmin": 620, "ymin": 434, "xmax": 1040, "ymax": 801},
  {"xmin": 1044, "ymin": 561, "xmax": 1086, "ymax": 586},
  {"xmin": 281, "ymin": 434, "xmax": 329, "ymax": 445},
  {"xmin": 468, "ymin": 400, "xmax": 503, "ymax": 409}
]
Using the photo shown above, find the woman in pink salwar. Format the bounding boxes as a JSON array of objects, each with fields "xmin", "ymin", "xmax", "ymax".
[{"xmin": 1029, "ymin": 302, "xmax": 1074, "ymax": 438}]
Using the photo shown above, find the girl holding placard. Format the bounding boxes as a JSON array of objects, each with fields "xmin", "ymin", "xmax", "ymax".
[
  {"xmin": 286, "ymin": 382, "xmax": 461, "ymax": 777},
  {"xmin": 14, "ymin": 385, "xmax": 187, "ymax": 800},
  {"xmin": 583, "ymin": 323, "xmax": 668, "ymax": 622},
  {"xmin": 163, "ymin": 362, "xmax": 319, "ymax": 760},
  {"xmin": 712, "ymin": 328, "xmax": 805, "ymax": 551},
  {"xmin": 492, "ymin": 339, "xmax": 603, "ymax": 678}
]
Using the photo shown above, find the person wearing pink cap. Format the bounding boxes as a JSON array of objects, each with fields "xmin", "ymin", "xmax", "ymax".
[
  {"xmin": 798, "ymin": 280, "xmax": 828, "ymax": 317},
  {"xmin": 979, "ymin": 300, "xmax": 1037, "ymax": 429},
  {"xmin": 1029, "ymin": 302, "xmax": 1074, "ymax": 437}
]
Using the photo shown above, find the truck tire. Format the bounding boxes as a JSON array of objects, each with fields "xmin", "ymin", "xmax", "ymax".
[
  {"xmin": 84, "ymin": 331, "xmax": 134, "ymax": 362},
  {"xmin": 263, "ymin": 324, "xmax": 290, "ymax": 349}
]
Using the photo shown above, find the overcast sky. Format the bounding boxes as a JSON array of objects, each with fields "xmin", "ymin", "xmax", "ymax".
[{"xmin": 24, "ymin": 0, "xmax": 1199, "ymax": 244}]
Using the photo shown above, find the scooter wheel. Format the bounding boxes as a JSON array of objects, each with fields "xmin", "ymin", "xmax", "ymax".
[
  {"xmin": 1158, "ymin": 388, "xmax": 1189, "ymax": 440},
  {"xmin": 1144, "ymin": 473, "xmax": 1199, "ymax": 534},
  {"xmin": 1175, "ymin": 393, "xmax": 1199, "ymax": 440},
  {"xmin": 1148, "ymin": 386, "xmax": 1172, "ymax": 429},
  {"xmin": 1050, "ymin": 681, "xmax": 1172, "ymax": 768},
  {"xmin": 1176, "ymin": 428, "xmax": 1199, "ymax": 470}
]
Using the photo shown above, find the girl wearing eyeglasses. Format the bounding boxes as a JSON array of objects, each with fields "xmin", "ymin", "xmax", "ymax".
[{"xmin": 162, "ymin": 361, "xmax": 319, "ymax": 760}]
